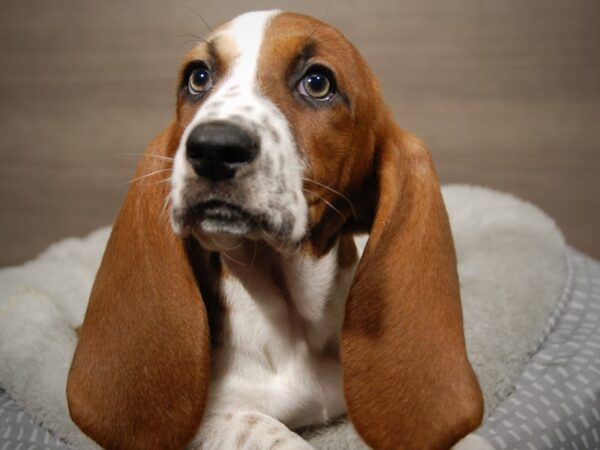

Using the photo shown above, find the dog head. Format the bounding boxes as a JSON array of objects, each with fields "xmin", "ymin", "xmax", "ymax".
[{"xmin": 169, "ymin": 11, "xmax": 381, "ymax": 256}]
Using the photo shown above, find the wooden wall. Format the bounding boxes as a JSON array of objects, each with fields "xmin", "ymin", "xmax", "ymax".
[{"xmin": 1, "ymin": 0, "xmax": 599, "ymax": 265}]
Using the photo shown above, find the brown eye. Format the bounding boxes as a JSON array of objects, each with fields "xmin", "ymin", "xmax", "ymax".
[
  {"xmin": 298, "ymin": 67, "xmax": 335, "ymax": 101},
  {"xmin": 188, "ymin": 67, "xmax": 213, "ymax": 95}
]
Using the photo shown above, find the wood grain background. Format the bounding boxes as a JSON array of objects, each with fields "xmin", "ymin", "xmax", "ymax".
[{"xmin": 1, "ymin": 0, "xmax": 599, "ymax": 266}]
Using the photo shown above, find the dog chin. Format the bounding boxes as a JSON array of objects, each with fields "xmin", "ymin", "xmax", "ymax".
[
  {"xmin": 170, "ymin": 217, "xmax": 256, "ymax": 253},
  {"xmin": 170, "ymin": 202, "xmax": 300, "ymax": 253}
]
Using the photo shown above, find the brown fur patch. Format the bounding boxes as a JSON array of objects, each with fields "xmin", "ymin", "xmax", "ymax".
[
  {"xmin": 236, "ymin": 429, "xmax": 250, "ymax": 448},
  {"xmin": 257, "ymin": 13, "xmax": 382, "ymax": 256},
  {"xmin": 245, "ymin": 414, "xmax": 259, "ymax": 426},
  {"xmin": 337, "ymin": 233, "xmax": 358, "ymax": 270}
]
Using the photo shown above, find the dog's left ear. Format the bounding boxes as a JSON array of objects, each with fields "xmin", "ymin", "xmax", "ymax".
[
  {"xmin": 341, "ymin": 113, "xmax": 483, "ymax": 450},
  {"xmin": 67, "ymin": 122, "xmax": 210, "ymax": 450}
]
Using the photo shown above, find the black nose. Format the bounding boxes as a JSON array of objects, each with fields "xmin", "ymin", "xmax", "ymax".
[{"xmin": 186, "ymin": 122, "xmax": 259, "ymax": 181}]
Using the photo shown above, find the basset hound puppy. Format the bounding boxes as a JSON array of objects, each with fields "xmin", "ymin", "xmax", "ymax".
[{"xmin": 66, "ymin": 10, "xmax": 484, "ymax": 450}]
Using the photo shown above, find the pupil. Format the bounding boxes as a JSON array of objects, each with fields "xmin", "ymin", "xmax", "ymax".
[
  {"xmin": 307, "ymin": 74, "xmax": 327, "ymax": 95},
  {"xmin": 194, "ymin": 70, "xmax": 208, "ymax": 86}
]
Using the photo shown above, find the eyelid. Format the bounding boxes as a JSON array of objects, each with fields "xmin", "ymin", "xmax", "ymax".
[{"xmin": 301, "ymin": 62, "xmax": 334, "ymax": 79}]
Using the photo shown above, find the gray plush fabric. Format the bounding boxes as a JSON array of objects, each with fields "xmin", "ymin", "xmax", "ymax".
[
  {"xmin": 0, "ymin": 186, "xmax": 585, "ymax": 449},
  {"xmin": 0, "ymin": 389, "xmax": 66, "ymax": 449},
  {"xmin": 445, "ymin": 185, "xmax": 568, "ymax": 414},
  {"xmin": 477, "ymin": 249, "xmax": 600, "ymax": 449}
]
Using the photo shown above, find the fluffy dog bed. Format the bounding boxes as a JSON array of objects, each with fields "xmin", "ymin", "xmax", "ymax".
[{"xmin": 1, "ymin": 185, "xmax": 598, "ymax": 450}]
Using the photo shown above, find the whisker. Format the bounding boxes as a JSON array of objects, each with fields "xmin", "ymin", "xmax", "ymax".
[
  {"xmin": 147, "ymin": 176, "xmax": 172, "ymax": 186},
  {"xmin": 249, "ymin": 240, "xmax": 258, "ymax": 269},
  {"xmin": 185, "ymin": 6, "xmax": 214, "ymax": 33},
  {"xmin": 174, "ymin": 31, "xmax": 207, "ymax": 44},
  {"xmin": 116, "ymin": 153, "xmax": 174, "ymax": 162},
  {"xmin": 161, "ymin": 193, "xmax": 172, "ymax": 218},
  {"xmin": 303, "ymin": 188, "xmax": 346, "ymax": 220},
  {"xmin": 302, "ymin": 178, "xmax": 357, "ymax": 219},
  {"xmin": 178, "ymin": 38, "xmax": 205, "ymax": 50},
  {"xmin": 116, "ymin": 168, "xmax": 172, "ymax": 187},
  {"xmin": 221, "ymin": 250, "xmax": 247, "ymax": 267},
  {"xmin": 210, "ymin": 237, "xmax": 244, "ymax": 251},
  {"xmin": 208, "ymin": 235, "xmax": 251, "ymax": 267},
  {"xmin": 305, "ymin": 1, "xmax": 330, "ymax": 44}
]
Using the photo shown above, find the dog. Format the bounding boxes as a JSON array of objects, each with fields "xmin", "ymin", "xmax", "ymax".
[{"xmin": 66, "ymin": 10, "xmax": 484, "ymax": 450}]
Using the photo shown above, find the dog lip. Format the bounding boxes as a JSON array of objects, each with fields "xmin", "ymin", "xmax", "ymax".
[
  {"xmin": 181, "ymin": 199, "xmax": 261, "ymax": 237},
  {"xmin": 193, "ymin": 199, "xmax": 253, "ymax": 223},
  {"xmin": 177, "ymin": 199, "xmax": 284, "ymax": 240}
]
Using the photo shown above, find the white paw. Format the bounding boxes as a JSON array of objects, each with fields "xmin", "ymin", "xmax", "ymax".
[{"xmin": 190, "ymin": 412, "xmax": 314, "ymax": 450}]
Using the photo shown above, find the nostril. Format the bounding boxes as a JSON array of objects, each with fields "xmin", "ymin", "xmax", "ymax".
[
  {"xmin": 186, "ymin": 142, "xmax": 206, "ymax": 162},
  {"xmin": 220, "ymin": 144, "xmax": 257, "ymax": 164}
]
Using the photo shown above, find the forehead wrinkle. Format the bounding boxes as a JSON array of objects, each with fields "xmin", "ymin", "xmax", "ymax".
[
  {"xmin": 181, "ymin": 44, "xmax": 211, "ymax": 68},
  {"xmin": 179, "ymin": 36, "xmax": 230, "ymax": 76},
  {"xmin": 257, "ymin": 13, "xmax": 362, "ymax": 94},
  {"xmin": 209, "ymin": 32, "xmax": 238, "ymax": 69},
  {"xmin": 206, "ymin": 40, "xmax": 218, "ymax": 62}
]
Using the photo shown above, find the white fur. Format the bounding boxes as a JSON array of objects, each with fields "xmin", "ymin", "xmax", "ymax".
[
  {"xmin": 0, "ymin": 185, "xmax": 572, "ymax": 449},
  {"xmin": 203, "ymin": 241, "xmax": 352, "ymax": 431}
]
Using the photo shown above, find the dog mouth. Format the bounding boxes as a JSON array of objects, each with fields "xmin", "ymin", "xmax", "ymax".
[
  {"xmin": 172, "ymin": 196, "xmax": 300, "ymax": 247},
  {"xmin": 183, "ymin": 200, "xmax": 259, "ymax": 237}
]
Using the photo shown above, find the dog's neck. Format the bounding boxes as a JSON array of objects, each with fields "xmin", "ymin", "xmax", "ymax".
[
  {"xmin": 201, "ymin": 234, "xmax": 359, "ymax": 427},
  {"xmin": 211, "ymin": 234, "xmax": 359, "ymax": 350}
]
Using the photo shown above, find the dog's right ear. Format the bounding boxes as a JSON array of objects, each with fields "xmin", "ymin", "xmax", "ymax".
[
  {"xmin": 67, "ymin": 122, "xmax": 210, "ymax": 450},
  {"xmin": 341, "ymin": 113, "xmax": 483, "ymax": 449}
]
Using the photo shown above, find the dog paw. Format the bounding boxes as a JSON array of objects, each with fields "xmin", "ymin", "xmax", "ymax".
[{"xmin": 189, "ymin": 411, "xmax": 314, "ymax": 450}]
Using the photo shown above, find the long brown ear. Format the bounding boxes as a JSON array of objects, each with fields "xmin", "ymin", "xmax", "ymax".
[
  {"xmin": 67, "ymin": 123, "xmax": 210, "ymax": 450},
  {"xmin": 341, "ymin": 119, "xmax": 483, "ymax": 450}
]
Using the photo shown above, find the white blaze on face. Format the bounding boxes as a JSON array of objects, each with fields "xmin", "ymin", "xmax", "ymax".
[{"xmin": 171, "ymin": 10, "xmax": 308, "ymax": 245}]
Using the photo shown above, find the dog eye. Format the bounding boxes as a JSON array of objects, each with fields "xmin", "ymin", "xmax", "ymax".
[
  {"xmin": 298, "ymin": 66, "xmax": 335, "ymax": 101},
  {"xmin": 188, "ymin": 66, "xmax": 213, "ymax": 95}
]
